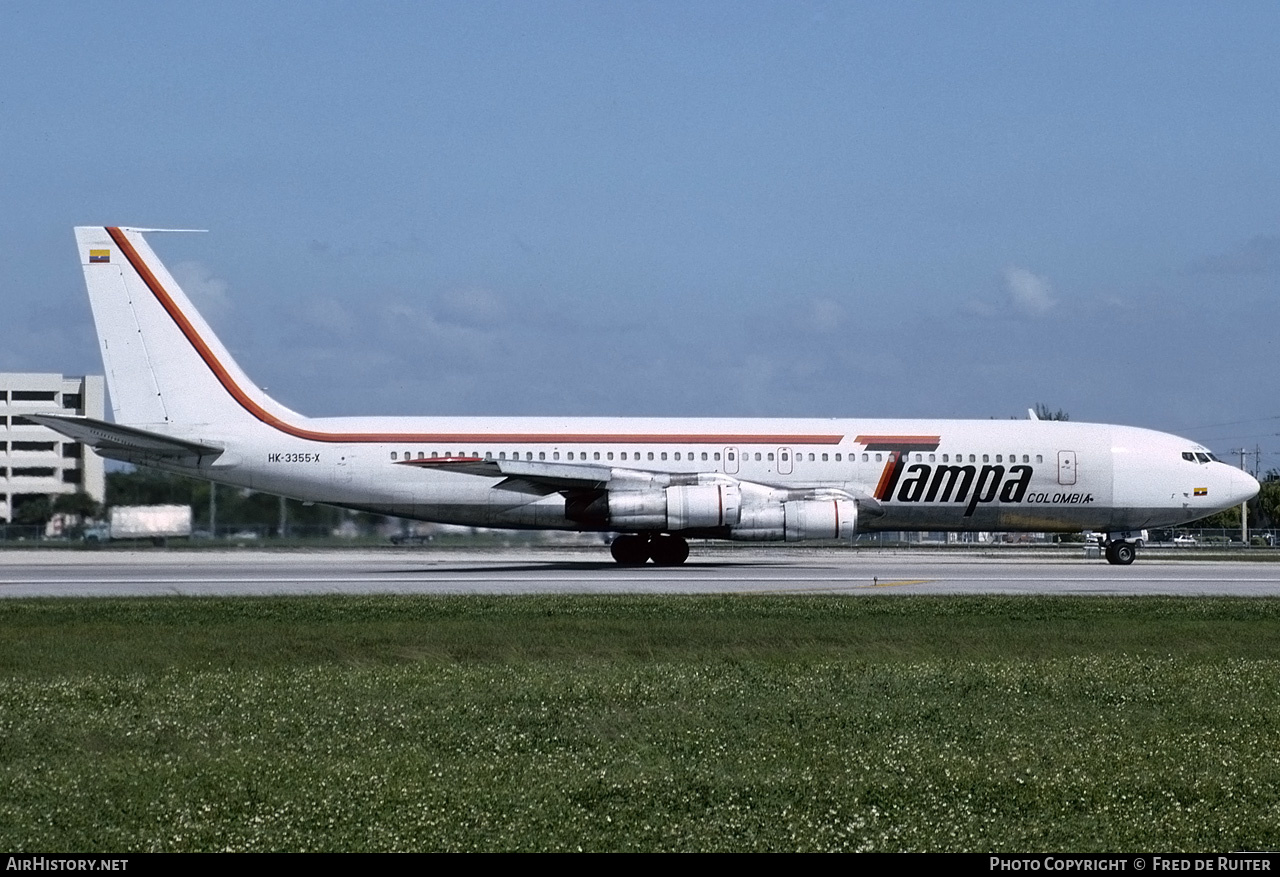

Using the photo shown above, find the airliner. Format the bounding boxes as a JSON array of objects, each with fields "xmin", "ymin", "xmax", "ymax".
[{"xmin": 32, "ymin": 227, "xmax": 1260, "ymax": 566}]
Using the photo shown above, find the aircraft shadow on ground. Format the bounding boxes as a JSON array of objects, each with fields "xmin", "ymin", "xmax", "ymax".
[{"xmin": 381, "ymin": 560, "xmax": 799, "ymax": 574}]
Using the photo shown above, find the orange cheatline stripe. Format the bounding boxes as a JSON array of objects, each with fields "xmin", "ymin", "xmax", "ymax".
[
  {"xmin": 854, "ymin": 435, "xmax": 941, "ymax": 445},
  {"xmin": 107, "ymin": 227, "xmax": 846, "ymax": 447}
]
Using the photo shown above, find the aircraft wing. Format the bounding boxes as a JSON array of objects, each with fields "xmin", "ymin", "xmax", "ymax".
[
  {"xmin": 25, "ymin": 414, "xmax": 224, "ymax": 463},
  {"xmin": 398, "ymin": 455, "xmax": 885, "ymax": 514}
]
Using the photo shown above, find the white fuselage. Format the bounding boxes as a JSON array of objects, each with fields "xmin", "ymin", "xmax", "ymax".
[{"xmin": 151, "ymin": 414, "xmax": 1255, "ymax": 536}]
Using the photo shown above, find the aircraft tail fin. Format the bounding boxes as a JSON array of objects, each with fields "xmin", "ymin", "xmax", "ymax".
[{"xmin": 74, "ymin": 226, "xmax": 299, "ymax": 433}]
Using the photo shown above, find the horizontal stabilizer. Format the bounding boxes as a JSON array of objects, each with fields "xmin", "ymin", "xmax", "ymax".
[{"xmin": 25, "ymin": 414, "xmax": 224, "ymax": 462}]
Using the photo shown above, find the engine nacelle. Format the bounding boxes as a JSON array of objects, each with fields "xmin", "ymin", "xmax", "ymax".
[
  {"xmin": 605, "ymin": 491, "xmax": 667, "ymax": 529},
  {"xmin": 567, "ymin": 478, "xmax": 855, "ymax": 542},
  {"xmin": 729, "ymin": 498, "xmax": 857, "ymax": 542},
  {"xmin": 604, "ymin": 484, "xmax": 743, "ymax": 530},
  {"xmin": 667, "ymin": 484, "xmax": 741, "ymax": 529},
  {"xmin": 783, "ymin": 498, "xmax": 857, "ymax": 541}
]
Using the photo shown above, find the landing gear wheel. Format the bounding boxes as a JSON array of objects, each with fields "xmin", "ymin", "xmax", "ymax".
[
  {"xmin": 1104, "ymin": 542, "xmax": 1118, "ymax": 564},
  {"xmin": 648, "ymin": 534, "xmax": 690, "ymax": 566},
  {"xmin": 1104, "ymin": 541, "xmax": 1136, "ymax": 565},
  {"xmin": 1112, "ymin": 542, "xmax": 1136, "ymax": 565},
  {"xmin": 610, "ymin": 535, "xmax": 650, "ymax": 566}
]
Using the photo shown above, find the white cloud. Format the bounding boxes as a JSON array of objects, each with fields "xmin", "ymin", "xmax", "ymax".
[
  {"xmin": 302, "ymin": 297, "xmax": 357, "ymax": 337},
  {"xmin": 171, "ymin": 261, "xmax": 233, "ymax": 324},
  {"xmin": 433, "ymin": 287, "xmax": 507, "ymax": 328},
  {"xmin": 1003, "ymin": 265, "xmax": 1056, "ymax": 317},
  {"xmin": 806, "ymin": 297, "xmax": 844, "ymax": 334},
  {"xmin": 1186, "ymin": 235, "xmax": 1280, "ymax": 275}
]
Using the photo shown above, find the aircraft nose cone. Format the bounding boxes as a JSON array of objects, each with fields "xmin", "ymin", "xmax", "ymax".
[{"xmin": 1229, "ymin": 469, "xmax": 1261, "ymax": 505}]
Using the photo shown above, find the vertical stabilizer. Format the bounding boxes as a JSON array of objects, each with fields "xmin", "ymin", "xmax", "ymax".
[{"xmin": 74, "ymin": 226, "xmax": 297, "ymax": 433}]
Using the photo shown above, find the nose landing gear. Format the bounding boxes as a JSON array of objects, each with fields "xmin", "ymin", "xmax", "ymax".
[{"xmin": 1104, "ymin": 540, "xmax": 1137, "ymax": 565}]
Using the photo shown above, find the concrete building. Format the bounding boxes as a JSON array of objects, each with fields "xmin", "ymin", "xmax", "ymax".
[{"xmin": 0, "ymin": 374, "xmax": 105, "ymax": 523}]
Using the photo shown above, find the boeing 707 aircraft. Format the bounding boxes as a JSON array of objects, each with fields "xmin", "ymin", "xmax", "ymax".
[{"xmin": 32, "ymin": 227, "xmax": 1260, "ymax": 565}]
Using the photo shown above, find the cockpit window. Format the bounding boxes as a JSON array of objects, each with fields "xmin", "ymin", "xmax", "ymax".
[
  {"xmin": 1182, "ymin": 452, "xmax": 1196, "ymax": 462},
  {"xmin": 1208, "ymin": 453, "xmax": 1221, "ymax": 463},
  {"xmin": 1194, "ymin": 452, "xmax": 1210, "ymax": 463}
]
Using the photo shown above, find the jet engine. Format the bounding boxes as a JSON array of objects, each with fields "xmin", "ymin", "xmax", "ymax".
[
  {"xmin": 568, "ymin": 483, "xmax": 742, "ymax": 530},
  {"xmin": 566, "ymin": 479, "xmax": 858, "ymax": 542},
  {"xmin": 728, "ymin": 498, "xmax": 857, "ymax": 541}
]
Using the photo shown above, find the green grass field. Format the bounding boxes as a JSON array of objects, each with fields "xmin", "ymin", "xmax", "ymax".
[{"xmin": 2, "ymin": 595, "xmax": 1279, "ymax": 851}]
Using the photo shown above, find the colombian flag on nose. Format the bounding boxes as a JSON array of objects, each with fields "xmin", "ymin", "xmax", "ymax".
[
  {"xmin": 1194, "ymin": 487, "xmax": 1208, "ymax": 496},
  {"xmin": 89, "ymin": 249, "xmax": 110, "ymax": 263}
]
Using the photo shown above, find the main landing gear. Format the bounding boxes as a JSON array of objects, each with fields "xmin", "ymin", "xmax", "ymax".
[{"xmin": 610, "ymin": 533, "xmax": 690, "ymax": 566}]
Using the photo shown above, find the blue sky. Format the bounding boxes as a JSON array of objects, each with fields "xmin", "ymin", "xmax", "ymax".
[{"xmin": 2, "ymin": 2, "xmax": 1277, "ymax": 469}]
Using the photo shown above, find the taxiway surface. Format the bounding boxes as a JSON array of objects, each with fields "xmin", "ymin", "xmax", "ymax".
[{"xmin": 1, "ymin": 548, "xmax": 1277, "ymax": 597}]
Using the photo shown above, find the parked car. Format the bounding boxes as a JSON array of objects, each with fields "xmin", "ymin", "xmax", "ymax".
[{"xmin": 1173, "ymin": 534, "xmax": 1197, "ymax": 546}]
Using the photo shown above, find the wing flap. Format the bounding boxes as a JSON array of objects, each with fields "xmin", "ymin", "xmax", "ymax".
[{"xmin": 400, "ymin": 456, "xmax": 621, "ymax": 490}]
